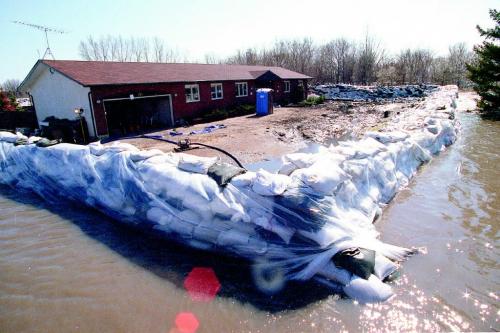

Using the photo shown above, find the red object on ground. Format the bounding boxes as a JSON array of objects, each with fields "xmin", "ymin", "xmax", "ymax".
[
  {"xmin": 183, "ymin": 267, "xmax": 221, "ymax": 302},
  {"xmin": 174, "ymin": 312, "xmax": 199, "ymax": 333}
]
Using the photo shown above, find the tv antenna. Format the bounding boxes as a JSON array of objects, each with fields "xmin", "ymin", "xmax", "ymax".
[{"xmin": 12, "ymin": 21, "xmax": 67, "ymax": 60}]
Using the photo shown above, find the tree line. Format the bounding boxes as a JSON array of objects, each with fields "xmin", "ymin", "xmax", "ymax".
[
  {"xmin": 224, "ymin": 37, "xmax": 474, "ymax": 87},
  {"xmin": 77, "ymin": 34, "xmax": 474, "ymax": 88}
]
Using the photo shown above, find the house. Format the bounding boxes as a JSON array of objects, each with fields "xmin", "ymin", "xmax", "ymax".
[{"xmin": 19, "ymin": 60, "xmax": 312, "ymax": 138}]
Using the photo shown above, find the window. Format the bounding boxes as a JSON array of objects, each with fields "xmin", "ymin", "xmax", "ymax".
[
  {"xmin": 185, "ymin": 84, "xmax": 200, "ymax": 102},
  {"xmin": 284, "ymin": 81, "xmax": 290, "ymax": 93},
  {"xmin": 211, "ymin": 83, "xmax": 223, "ymax": 100},
  {"xmin": 235, "ymin": 82, "xmax": 248, "ymax": 97}
]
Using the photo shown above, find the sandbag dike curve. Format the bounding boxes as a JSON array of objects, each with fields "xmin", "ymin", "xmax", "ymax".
[{"xmin": 0, "ymin": 86, "xmax": 459, "ymax": 303}]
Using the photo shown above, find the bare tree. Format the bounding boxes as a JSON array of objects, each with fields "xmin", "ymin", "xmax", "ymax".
[
  {"xmin": 78, "ymin": 35, "xmax": 179, "ymax": 63},
  {"xmin": 355, "ymin": 33, "xmax": 384, "ymax": 85},
  {"xmin": 1, "ymin": 79, "xmax": 21, "ymax": 96},
  {"xmin": 152, "ymin": 37, "xmax": 165, "ymax": 62},
  {"xmin": 448, "ymin": 43, "xmax": 473, "ymax": 87},
  {"xmin": 431, "ymin": 56, "xmax": 452, "ymax": 85},
  {"xmin": 331, "ymin": 38, "xmax": 356, "ymax": 83},
  {"xmin": 203, "ymin": 53, "xmax": 220, "ymax": 64},
  {"xmin": 377, "ymin": 59, "xmax": 398, "ymax": 85},
  {"xmin": 315, "ymin": 42, "xmax": 337, "ymax": 82},
  {"xmin": 394, "ymin": 49, "xmax": 434, "ymax": 84}
]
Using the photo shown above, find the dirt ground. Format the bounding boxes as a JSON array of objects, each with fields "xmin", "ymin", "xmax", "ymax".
[{"xmin": 116, "ymin": 94, "xmax": 467, "ymax": 165}]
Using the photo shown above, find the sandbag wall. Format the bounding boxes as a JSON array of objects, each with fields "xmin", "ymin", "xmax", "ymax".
[{"xmin": 0, "ymin": 86, "xmax": 459, "ymax": 303}]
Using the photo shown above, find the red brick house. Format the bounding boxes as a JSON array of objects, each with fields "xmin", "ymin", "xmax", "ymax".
[{"xmin": 19, "ymin": 60, "xmax": 311, "ymax": 138}]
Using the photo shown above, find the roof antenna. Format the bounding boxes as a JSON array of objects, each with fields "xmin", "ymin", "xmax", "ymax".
[{"xmin": 12, "ymin": 21, "xmax": 67, "ymax": 60}]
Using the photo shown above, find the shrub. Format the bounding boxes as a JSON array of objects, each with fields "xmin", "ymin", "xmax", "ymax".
[
  {"xmin": 202, "ymin": 104, "xmax": 256, "ymax": 122},
  {"xmin": 0, "ymin": 92, "xmax": 18, "ymax": 112},
  {"xmin": 467, "ymin": 9, "xmax": 500, "ymax": 119},
  {"xmin": 204, "ymin": 108, "xmax": 229, "ymax": 121},
  {"xmin": 300, "ymin": 95, "xmax": 325, "ymax": 107},
  {"xmin": 236, "ymin": 104, "xmax": 255, "ymax": 115}
]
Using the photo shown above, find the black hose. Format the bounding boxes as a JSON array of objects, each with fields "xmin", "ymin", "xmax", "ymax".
[
  {"xmin": 189, "ymin": 142, "xmax": 244, "ymax": 168},
  {"xmin": 102, "ymin": 135, "xmax": 245, "ymax": 169}
]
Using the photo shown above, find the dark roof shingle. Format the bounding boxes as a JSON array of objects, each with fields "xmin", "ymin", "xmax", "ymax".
[{"xmin": 40, "ymin": 60, "xmax": 312, "ymax": 86}]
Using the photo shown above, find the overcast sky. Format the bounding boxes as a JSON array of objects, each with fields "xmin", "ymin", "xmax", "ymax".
[{"xmin": 0, "ymin": 0, "xmax": 497, "ymax": 81}]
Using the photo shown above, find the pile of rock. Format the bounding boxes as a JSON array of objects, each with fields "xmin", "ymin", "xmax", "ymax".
[{"xmin": 311, "ymin": 84, "xmax": 439, "ymax": 101}]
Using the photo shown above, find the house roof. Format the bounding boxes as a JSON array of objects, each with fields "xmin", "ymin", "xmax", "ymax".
[{"xmin": 31, "ymin": 60, "xmax": 311, "ymax": 87}]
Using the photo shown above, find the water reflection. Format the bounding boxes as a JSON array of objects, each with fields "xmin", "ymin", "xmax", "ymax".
[{"xmin": 0, "ymin": 185, "xmax": 335, "ymax": 313}]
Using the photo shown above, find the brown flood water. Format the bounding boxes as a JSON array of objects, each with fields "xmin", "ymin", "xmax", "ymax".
[{"xmin": 0, "ymin": 113, "xmax": 498, "ymax": 332}]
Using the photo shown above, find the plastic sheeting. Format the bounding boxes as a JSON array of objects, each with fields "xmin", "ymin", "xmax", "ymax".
[{"xmin": 0, "ymin": 86, "xmax": 460, "ymax": 303}]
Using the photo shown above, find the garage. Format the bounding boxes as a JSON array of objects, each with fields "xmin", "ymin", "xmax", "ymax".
[{"xmin": 103, "ymin": 94, "xmax": 173, "ymax": 136}]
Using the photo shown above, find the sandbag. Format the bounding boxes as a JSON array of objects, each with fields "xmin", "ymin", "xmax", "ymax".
[
  {"xmin": 207, "ymin": 163, "xmax": 246, "ymax": 186},
  {"xmin": 291, "ymin": 159, "xmax": 349, "ymax": 195},
  {"xmin": 178, "ymin": 154, "xmax": 218, "ymax": 174},
  {"xmin": 333, "ymin": 247, "xmax": 376, "ymax": 280},
  {"xmin": 252, "ymin": 170, "xmax": 290, "ymax": 196}
]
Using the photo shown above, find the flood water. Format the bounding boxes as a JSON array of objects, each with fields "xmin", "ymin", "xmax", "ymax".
[{"xmin": 0, "ymin": 113, "xmax": 498, "ymax": 332}]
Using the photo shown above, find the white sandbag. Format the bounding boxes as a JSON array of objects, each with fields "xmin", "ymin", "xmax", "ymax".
[
  {"xmin": 143, "ymin": 153, "xmax": 180, "ymax": 167},
  {"xmin": 291, "ymin": 159, "xmax": 349, "ymax": 195},
  {"xmin": 168, "ymin": 218, "xmax": 196, "ymax": 237},
  {"xmin": 352, "ymin": 137, "xmax": 388, "ymax": 159},
  {"xmin": 253, "ymin": 216, "xmax": 294, "ymax": 243},
  {"xmin": 178, "ymin": 154, "xmax": 218, "ymax": 174},
  {"xmin": 317, "ymin": 261, "xmax": 352, "ymax": 285},
  {"xmin": 329, "ymin": 145, "xmax": 358, "ymax": 159},
  {"xmin": 129, "ymin": 149, "xmax": 164, "ymax": 162},
  {"xmin": 193, "ymin": 223, "xmax": 223, "ymax": 244},
  {"xmin": 230, "ymin": 172, "xmax": 256, "ymax": 188},
  {"xmin": 424, "ymin": 116, "xmax": 437, "ymax": 125},
  {"xmin": 209, "ymin": 195, "xmax": 242, "ymax": 217},
  {"xmin": 27, "ymin": 136, "xmax": 43, "ymax": 144},
  {"xmin": 374, "ymin": 253, "xmax": 398, "ymax": 280},
  {"xmin": 278, "ymin": 161, "xmax": 298, "ymax": 176},
  {"xmin": 106, "ymin": 141, "xmax": 139, "ymax": 154},
  {"xmin": 283, "ymin": 153, "xmax": 319, "ymax": 168},
  {"xmin": 217, "ymin": 229, "xmax": 250, "ymax": 246},
  {"xmin": 182, "ymin": 194, "xmax": 213, "ymax": 222},
  {"xmin": 335, "ymin": 180, "xmax": 360, "ymax": 207},
  {"xmin": 278, "ymin": 153, "xmax": 319, "ymax": 175},
  {"xmin": 147, "ymin": 207, "xmax": 174, "ymax": 226},
  {"xmin": 137, "ymin": 162, "xmax": 178, "ymax": 196},
  {"xmin": 252, "ymin": 169, "xmax": 290, "ymax": 196},
  {"xmin": 177, "ymin": 210, "xmax": 202, "ymax": 225},
  {"xmin": 365, "ymin": 131, "xmax": 409, "ymax": 144},
  {"xmin": 0, "ymin": 132, "xmax": 22, "ymax": 143},
  {"xmin": 343, "ymin": 274, "xmax": 393, "ymax": 303},
  {"xmin": 426, "ymin": 124, "xmax": 440, "ymax": 134}
]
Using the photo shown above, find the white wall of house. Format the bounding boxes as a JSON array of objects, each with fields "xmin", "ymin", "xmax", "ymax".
[{"xmin": 29, "ymin": 67, "xmax": 95, "ymax": 137}]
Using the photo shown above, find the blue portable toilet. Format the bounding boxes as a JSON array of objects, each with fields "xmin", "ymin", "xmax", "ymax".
[{"xmin": 256, "ymin": 88, "xmax": 274, "ymax": 116}]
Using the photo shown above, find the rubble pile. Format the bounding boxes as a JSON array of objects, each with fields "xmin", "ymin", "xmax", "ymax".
[{"xmin": 312, "ymin": 84, "xmax": 439, "ymax": 101}]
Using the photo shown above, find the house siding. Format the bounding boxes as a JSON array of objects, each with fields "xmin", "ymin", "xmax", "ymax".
[
  {"xmin": 260, "ymin": 79, "xmax": 307, "ymax": 105},
  {"xmin": 90, "ymin": 80, "xmax": 257, "ymax": 136},
  {"xmin": 28, "ymin": 67, "xmax": 95, "ymax": 136}
]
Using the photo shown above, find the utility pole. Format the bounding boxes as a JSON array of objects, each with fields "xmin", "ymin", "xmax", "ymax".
[{"xmin": 12, "ymin": 21, "xmax": 67, "ymax": 60}]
